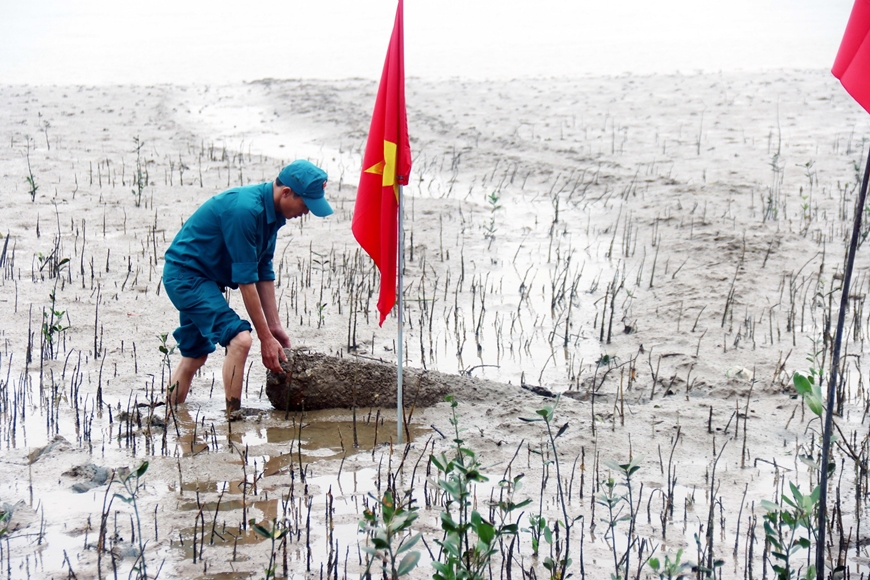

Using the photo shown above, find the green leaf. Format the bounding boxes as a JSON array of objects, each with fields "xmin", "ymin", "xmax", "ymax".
[
  {"xmin": 397, "ymin": 551, "xmax": 420, "ymax": 576},
  {"xmin": 440, "ymin": 480, "xmax": 462, "ymax": 499},
  {"xmin": 555, "ymin": 422, "xmax": 569, "ymax": 438},
  {"xmin": 806, "ymin": 392, "xmax": 823, "ymax": 416},
  {"xmin": 135, "ymin": 461, "xmax": 149, "ymax": 478},
  {"xmin": 760, "ymin": 499, "xmax": 781, "ymax": 513},
  {"xmin": 793, "ymin": 372, "xmax": 812, "ymax": 396},
  {"xmin": 798, "ymin": 455, "xmax": 819, "ymax": 471},
  {"xmin": 250, "ymin": 520, "xmax": 271, "ymax": 539},
  {"xmin": 387, "ymin": 513, "xmax": 410, "ymax": 533},
  {"xmin": 603, "ymin": 458, "xmax": 622, "ymax": 472},
  {"xmin": 625, "ymin": 456, "xmax": 643, "ymax": 475},
  {"xmin": 440, "ymin": 511, "xmax": 458, "ymax": 533},
  {"xmin": 513, "ymin": 498, "xmax": 532, "ymax": 510},
  {"xmin": 429, "ymin": 454, "xmax": 446, "ymax": 472},
  {"xmin": 543, "ymin": 526, "xmax": 553, "ymax": 544},
  {"xmin": 396, "ymin": 533, "xmax": 421, "ymax": 554},
  {"xmin": 477, "ymin": 520, "xmax": 496, "ymax": 545}
]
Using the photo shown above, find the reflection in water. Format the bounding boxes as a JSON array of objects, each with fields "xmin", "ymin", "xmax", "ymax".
[{"xmin": 141, "ymin": 409, "xmax": 433, "ymax": 575}]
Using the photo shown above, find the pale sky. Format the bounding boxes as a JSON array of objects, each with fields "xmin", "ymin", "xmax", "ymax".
[{"xmin": 0, "ymin": 0, "xmax": 856, "ymax": 84}]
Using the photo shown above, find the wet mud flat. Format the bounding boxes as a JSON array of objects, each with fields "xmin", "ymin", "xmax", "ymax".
[{"xmin": 1, "ymin": 71, "xmax": 870, "ymax": 577}]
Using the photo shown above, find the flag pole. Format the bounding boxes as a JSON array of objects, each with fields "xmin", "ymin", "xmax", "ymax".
[
  {"xmin": 350, "ymin": 0, "xmax": 409, "ymax": 447},
  {"xmin": 816, "ymin": 144, "xmax": 870, "ymax": 578},
  {"xmin": 397, "ymin": 183, "xmax": 405, "ymax": 445}
]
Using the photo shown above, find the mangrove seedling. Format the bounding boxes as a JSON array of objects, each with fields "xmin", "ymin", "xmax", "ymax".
[
  {"xmin": 114, "ymin": 461, "xmax": 150, "ymax": 579},
  {"xmin": 359, "ymin": 490, "xmax": 421, "ymax": 579},
  {"xmin": 761, "ymin": 482, "xmax": 819, "ymax": 580},
  {"xmin": 520, "ymin": 397, "xmax": 578, "ymax": 579},
  {"xmin": 250, "ymin": 518, "xmax": 289, "ymax": 580},
  {"xmin": 596, "ymin": 457, "xmax": 643, "ymax": 580},
  {"xmin": 649, "ymin": 548, "xmax": 693, "ymax": 580},
  {"xmin": 430, "ymin": 395, "xmax": 527, "ymax": 580}
]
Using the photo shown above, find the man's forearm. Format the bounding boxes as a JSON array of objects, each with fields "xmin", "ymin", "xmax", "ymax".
[
  {"xmin": 238, "ymin": 283, "xmax": 273, "ymax": 340},
  {"xmin": 256, "ymin": 280, "xmax": 282, "ymax": 331}
]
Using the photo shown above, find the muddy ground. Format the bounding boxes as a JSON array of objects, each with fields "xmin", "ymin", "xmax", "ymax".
[{"xmin": 1, "ymin": 70, "xmax": 870, "ymax": 578}]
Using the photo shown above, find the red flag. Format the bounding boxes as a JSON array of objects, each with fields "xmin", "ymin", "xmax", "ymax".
[
  {"xmin": 352, "ymin": 0, "xmax": 412, "ymax": 326},
  {"xmin": 833, "ymin": 0, "xmax": 870, "ymax": 114}
]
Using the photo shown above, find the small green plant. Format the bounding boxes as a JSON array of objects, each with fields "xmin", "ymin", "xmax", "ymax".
[
  {"xmin": 483, "ymin": 191, "xmax": 500, "ymax": 246},
  {"xmin": 520, "ymin": 397, "xmax": 578, "ymax": 578},
  {"xmin": 114, "ymin": 461, "xmax": 150, "ymax": 579},
  {"xmin": 39, "ymin": 245, "xmax": 70, "ymax": 360},
  {"xmin": 596, "ymin": 353, "xmax": 619, "ymax": 367},
  {"xmin": 595, "ymin": 457, "xmax": 643, "ymax": 580},
  {"xmin": 770, "ymin": 367, "xmax": 827, "ymax": 580},
  {"xmin": 316, "ymin": 302, "xmax": 327, "ymax": 329},
  {"xmin": 793, "ymin": 372, "xmax": 823, "ymax": 417},
  {"xmin": 761, "ymin": 483, "xmax": 819, "ymax": 580},
  {"xmin": 42, "ymin": 291, "xmax": 70, "ymax": 360},
  {"xmin": 157, "ymin": 332, "xmax": 176, "ymax": 358},
  {"xmin": 799, "ymin": 192, "xmax": 811, "ymax": 236},
  {"xmin": 0, "ymin": 507, "xmax": 10, "ymax": 537},
  {"xmin": 430, "ymin": 395, "xmax": 527, "ymax": 580},
  {"xmin": 26, "ymin": 175, "xmax": 38, "ymax": 202},
  {"xmin": 37, "ymin": 250, "xmax": 70, "ymax": 279},
  {"xmin": 25, "ymin": 136, "xmax": 38, "ymax": 202},
  {"xmin": 359, "ymin": 490, "xmax": 421, "ymax": 579},
  {"xmin": 524, "ymin": 512, "xmax": 551, "ymax": 557},
  {"xmin": 649, "ymin": 549, "xmax": 692, "ymax": 580},
  {"xmin": 692, "ymin": 530, "xmax": 724, "ymax": 579},
  {"xmin": 250, "ymin": 518, "xmax": 289, "ymax": 580},
  {"xmin": 158, "ymin": 332, "xmax": 177, "ymax": 394}
]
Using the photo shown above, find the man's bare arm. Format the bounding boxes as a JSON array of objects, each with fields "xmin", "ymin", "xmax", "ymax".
[
  {"xmin": 239, "ymin": 282, "xmax": 286, "ymax": 372},
  {"xmin": 256, "ymin": 280, "xmax": 291, "ymax": 347}
]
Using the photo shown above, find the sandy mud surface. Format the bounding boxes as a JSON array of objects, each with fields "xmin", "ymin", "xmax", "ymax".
[{"xmin": 1, "ymin": 70, "xmax": 870, "ymax": 578}]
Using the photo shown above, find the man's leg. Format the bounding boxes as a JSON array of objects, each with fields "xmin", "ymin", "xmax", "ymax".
[
  {"xmin": 164, "ymin": 275, "xmax": 216, "ymax": 407},
  {"xmin": 223, "ymin": 330, "xmax": 252, "ymax": 413},
  {"xmin": 169, "ymin": 354, "xmax": 208, "ymax": 404}
]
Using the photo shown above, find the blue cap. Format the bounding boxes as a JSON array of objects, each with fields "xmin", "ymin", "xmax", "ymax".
[{"xmin": 277, "ymin": 160, "xmax": 332, "ymax": 217}]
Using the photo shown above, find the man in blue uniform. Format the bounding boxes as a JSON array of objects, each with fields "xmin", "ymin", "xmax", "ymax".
[{"xmin": 162, "ymin": 160, "xmax": 332, "ymax": 417}]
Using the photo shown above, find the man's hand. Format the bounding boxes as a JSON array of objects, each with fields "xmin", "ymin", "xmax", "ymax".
[
  {"xmin": 238, "ymin": 282, "xmax": 289, "ymax": 373},
  {"xmin": 260, "ymin": 335, "xmax": 287, "ymax": 374}
]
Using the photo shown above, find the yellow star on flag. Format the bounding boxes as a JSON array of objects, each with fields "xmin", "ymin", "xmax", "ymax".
[{"xmin": 364, "ymin": 140, "xmax": 399, "ymax": 200}]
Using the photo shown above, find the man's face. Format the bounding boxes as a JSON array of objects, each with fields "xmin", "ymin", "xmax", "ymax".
[{"xmin": 279, "ymin": 188, "xmax": 310, "ymax": 220}]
